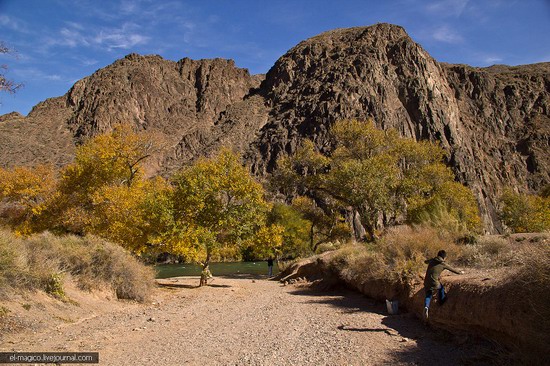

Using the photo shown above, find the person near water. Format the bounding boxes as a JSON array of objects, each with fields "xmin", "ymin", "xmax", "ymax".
[
  {"xmin": 423, "ymin": 250, "xmax": 464, "ymax": 320},
  {"xmin": 267, "ymin": 258, "xmax": 274, "ymax": 277}
]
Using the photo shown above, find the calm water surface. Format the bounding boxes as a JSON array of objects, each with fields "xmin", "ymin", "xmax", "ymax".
[{"xmin": 155, "ymin": 261, "xmax": 279, "ymax": 279}]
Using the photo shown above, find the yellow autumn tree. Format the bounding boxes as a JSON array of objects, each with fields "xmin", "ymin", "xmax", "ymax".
[
  {"xmin": 21, "ymin": 124, "xmax": 173, "ymax": 252},
  {"xmin": 244, "ymin": 224, "xmax": 285, "ymax": 260},
  {"xmin": 263, "ymin": 202, "xmax": 311, "ymax": 259},
  {"xmin": 170, "ymin": 149, "xmax": 272, "ymax": 286},
  {"xmin": 89, "ymin": 177, "xmax": 174, "ymax": 253},
  {"xmin": 0, "ymin": 165, "xmax": 57, "ymax": 235}
]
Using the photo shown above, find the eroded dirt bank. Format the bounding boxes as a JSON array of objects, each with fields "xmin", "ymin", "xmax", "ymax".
[
  {"xmin": 0, "ymin": 276, "xmax": 498, "ymax": 365},
  {"xmin": 277, "ymin": 251, "xmax": 547, "ymax": 359}
]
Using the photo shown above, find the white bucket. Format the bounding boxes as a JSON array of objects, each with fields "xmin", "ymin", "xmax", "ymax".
[{"xmin": 386, "ymin": 299, "xmax": 399, "ymax": 315}]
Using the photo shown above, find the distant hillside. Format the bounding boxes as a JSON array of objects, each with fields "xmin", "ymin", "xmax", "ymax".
[{"xmin": 1, "ymin": 23, "xmax": 548, "ymax": 232}]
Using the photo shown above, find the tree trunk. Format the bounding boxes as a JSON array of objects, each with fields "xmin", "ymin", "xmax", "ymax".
[
  {"xmin": 357, "ymin": 208, "xmax": 377, "ymax": 242},
  {"xmin": 350, "ymin": 209, "xmax": 367, "ymax": 241},
  {"xmin": 309, "ymin": 223, "xmax": 315, "ymax": 252},
  {"xmin": 199, "ymin": 252, "xmax": 211, "ymax": 287}
]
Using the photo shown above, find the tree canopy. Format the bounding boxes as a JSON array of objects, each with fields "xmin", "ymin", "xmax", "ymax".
[
  {"xmin": 169, "ymin": 149, "xmax": 274, "ymax": 285},
  {"xmin": 274, "ymin": 119, "xmax": 481, "ymax": 239}
]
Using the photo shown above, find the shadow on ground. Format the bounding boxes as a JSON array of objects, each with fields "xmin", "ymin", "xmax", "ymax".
[
  {"xmin": 157, "ymin": 282, "xmax": 199, "ymax": 289},
  {"xmin": 288, "ymin": 286, "xmax": 512, "ymax": 366},
  {"xmin": 219, "ymin": 274, "xmax": 267, "ymax": 280}
]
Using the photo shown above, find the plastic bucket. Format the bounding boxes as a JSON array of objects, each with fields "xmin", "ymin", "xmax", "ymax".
[{"xmin": 385, "ymin": 299, "xmax": 399, "ymax": 315}]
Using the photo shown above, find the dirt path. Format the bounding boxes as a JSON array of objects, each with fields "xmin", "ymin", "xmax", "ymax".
[{"xmin": 2, "ymin": 276, "xmax": 494, "ymax": 365}]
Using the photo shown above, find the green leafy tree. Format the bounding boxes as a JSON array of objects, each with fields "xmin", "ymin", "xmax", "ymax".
[
  {"xmin": 170, "ymin": 149, "xmax": 271, "ymax": 286},
  {"xmin": 291, "ymin": 196, "xmax": 350, "ymax": 252},
  {"xmin": 274, "ymin": 119, "xmax": 481, "ymax": 240},
  {"xmin": 499, "ymin": 189, "xmax": 550, "ymax": 233},
  {"xmin": 266, "ymin": 203, "xmax": 311, "ymax": 259}
]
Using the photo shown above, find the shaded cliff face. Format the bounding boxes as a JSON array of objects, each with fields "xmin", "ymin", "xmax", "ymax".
[
  {"xmin": 0, "ymin": 24, "xmax": 548, "ymax": 232},
  {"xmin": 0, "ymin": 54, "xmax": 262, "ymax": 174},
  {"xmin": 247, "ymin": 24, "xmax": 549, "ymax": 232},
  {"xmin": 67, "ymin": 54, "xmax": 262, "ymax": 140}
]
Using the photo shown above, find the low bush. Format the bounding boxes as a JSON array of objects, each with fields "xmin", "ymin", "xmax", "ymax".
[
  {"xmin": 323, "ymin": 226, "xmax": 549, "ymax": 287},
  {"xmin": 499, "ymin": 189, "xmax": 550, "ymax": 233},
  {"xmin": 457, "ymin": 235, "xmax": 515, "ymax": 268},
  {"xmin": 377, "ymin": 226, "xmax": 462, "ymax": 282},
  {"xmin": 315, "ymin": 241, "xmax": 343, "ymax": 254},
  {"xmin": 0, "ymin": 230, "xmax": 154, "ymax": 302},
  {"xmin": 500, "ymin": 242, "xmax": 550, "ymax": 353},
  {"xmin": 329, "ymin": 244, "xmax": 386, "ymax": 283}
]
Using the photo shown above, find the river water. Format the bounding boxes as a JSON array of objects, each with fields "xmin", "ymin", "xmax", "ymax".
[{"xmin": 155, "ymin": 261, "xmax": 280, "ymax": 279}]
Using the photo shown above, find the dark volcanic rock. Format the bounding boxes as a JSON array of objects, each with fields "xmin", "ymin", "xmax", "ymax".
[
  {"xmin": 0, "ymin": 23, "xmax": 548, "ymax": 233},
  {"xmin": 247, "ymin": 24, "xmax": 549, "ymax": 232},
  {"xmin": 67, "ymin": 54, "xmax": 262, "ymax": 140},
  {"xmin": 0, "ymin": 54, "xmax": 262, "ymax": 173}
]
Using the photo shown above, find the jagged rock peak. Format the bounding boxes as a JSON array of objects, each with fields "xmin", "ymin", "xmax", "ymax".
[
  {"xmin": 303, "ymin": 23, "xmax": 408, "ymax": 43},
  {"xmin": 64, "ymin": 52, "xmax": 262, "ymax": 140},
  {"xmin": 262, "ymin": 23, "xmax": 431, "ymax": 109}
]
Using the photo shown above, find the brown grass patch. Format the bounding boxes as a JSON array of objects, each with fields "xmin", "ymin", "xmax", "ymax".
[
  {"xmin": 377, "ymin": 226, "xmax": 462, "ymax": 282},
  {"xmin": 0, "ymin": 230, "xmax": 154, "ymax": 302}
]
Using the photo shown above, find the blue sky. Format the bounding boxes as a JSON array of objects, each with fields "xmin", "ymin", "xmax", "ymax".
[{"xmin": 1, "ymin": 0, "xmax": 549, "ymax": 115}]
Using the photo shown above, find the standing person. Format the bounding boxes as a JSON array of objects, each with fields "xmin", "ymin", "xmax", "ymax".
[
  {"xmin": 423, "ymin": 250, "xmax": 464, "ymax": 320},
  {"xmin": 267, "ymin": 257, "xmax": 274, "ymax": 277}
]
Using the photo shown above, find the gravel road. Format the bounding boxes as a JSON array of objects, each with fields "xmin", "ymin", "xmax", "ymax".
[{"xmin": 3, "ymin": 276, "xmax": 495, "ymax": 365}]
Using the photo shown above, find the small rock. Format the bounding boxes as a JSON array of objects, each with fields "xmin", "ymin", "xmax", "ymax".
[{"xmin": 147, "ymin": 317, "xmax": 156, "ymax": 322}]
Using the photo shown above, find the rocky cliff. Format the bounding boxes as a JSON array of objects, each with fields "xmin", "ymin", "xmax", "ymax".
[{"xmin": 1, "ymin": 23, "xmax": 548, "ymax": 232}]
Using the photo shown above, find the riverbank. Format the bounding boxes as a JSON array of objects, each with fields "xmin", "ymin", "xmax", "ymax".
[
  {"xmin": 155, "ymin": 261, "xmax": 279, "ymax": 279},
  {"xmin": 0, "ymin": 276, "xmax": 501, "ymax": 365},
  {"xmin": 276, "ymin": 241, "xmax": 549, "ymax": 362}
]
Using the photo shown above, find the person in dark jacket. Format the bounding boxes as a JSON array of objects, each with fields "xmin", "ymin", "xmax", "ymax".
[
  {"xmin": 267, "ymin": 258, "xmax": 274, "ymax": 277},
  {"xmin": 423, "ymin": 250, "xmax": 463, "ymax": 320}
]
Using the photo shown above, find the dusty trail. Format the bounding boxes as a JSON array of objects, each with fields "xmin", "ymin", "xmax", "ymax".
[{"xmin": 2, "ymin": 276, "xmax": 493, "ymax": 365}]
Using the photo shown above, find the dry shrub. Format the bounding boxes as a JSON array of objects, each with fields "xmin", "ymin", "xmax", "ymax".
[
  {"xmin": 0, "ymin": 232, "xmax": 29, "ymax": 292},
  {"xmin": 512, "ymin": 243, "xmax": 550, "ymax": 294},
  {"xmin": 0, "ymin": 229, "xmax": 154, "ymax": 302},
  {"xmin": 316, "ymin": 241, "xmax": 343, "ymax": 254},
  {"xmin": 457, "ymin": 235, "xmax": 516, "ymax": 268},
  {"xmin": 323, "ymin": 226, "xmax": 463, "ymax": 285},
  {"xmin": 334, "ymin": 245, "xmax": 386, "ymax": 283},
  {"xmin": 79, "ymin": 238, "xmax": 155, "ymax": 302},
  {"xmin": 378, "ymin": 225, "xmax": 461, "ymax": 282}
]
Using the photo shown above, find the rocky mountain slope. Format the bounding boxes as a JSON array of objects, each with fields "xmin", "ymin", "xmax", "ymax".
[{"xmin": 1, "ymin": 23, "xmax": 548, "ymax": 232}]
